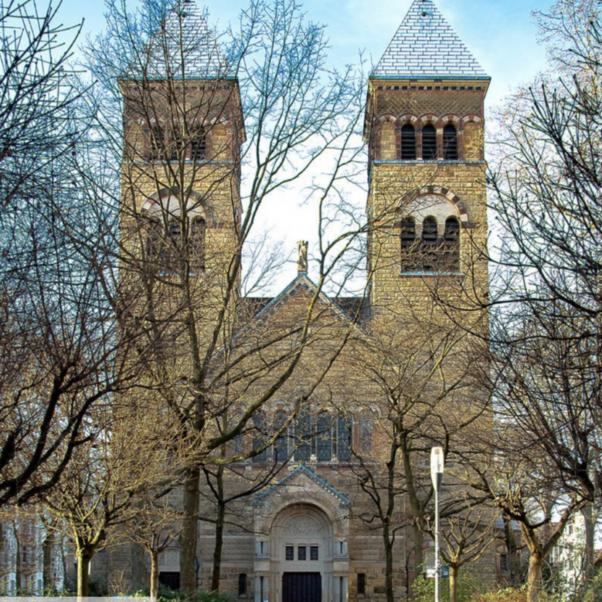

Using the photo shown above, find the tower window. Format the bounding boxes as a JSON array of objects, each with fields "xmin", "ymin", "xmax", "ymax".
[
  {"xmin": 400, "ymin": 217, "xmax": 416, "ymax": 249},
  {"xmin": 444, "ymin": 216, "xmax": 460, "ymax": 270},
  {"xmin": 422, "ymin": 124, "xmax": 437, "ymax": 160},
  {"xmin": 149, "ymin": 125, "xmax": 165, "ymax": 160},
  {"xmin": 422, "ymin": 216, "xmax": 438, "ymax": 244},
  {"xmin": 444, "ymin": 216, "xmax": 460, "ymax": 243},
  {"xmin": 191, "ymin": 127, "xmax": 207, "ymax": 161},
  {"xmin": 191, "ymin": 216, "xmax": 206, "ymax": 271},
  {"xmin": 443, "ymin": 124, "xmax": 458, "ymax": 160},
  {"xmin": 400, "ymin": 124, "xmax": 416, "ymax": 160}
]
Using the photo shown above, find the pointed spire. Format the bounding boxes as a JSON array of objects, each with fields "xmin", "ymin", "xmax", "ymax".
[
  {"xmin": 372, "ymin": 0, "xmax": 488, "ymax": 80},
  {"xmin": 143, "ymin": 0, "xmax": 227, "ymax": 80}
]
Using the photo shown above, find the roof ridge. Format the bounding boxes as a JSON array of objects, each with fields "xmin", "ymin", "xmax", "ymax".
[{"xmin": 372, "ymin": 0, "xmax": 489, "ymax": 80}]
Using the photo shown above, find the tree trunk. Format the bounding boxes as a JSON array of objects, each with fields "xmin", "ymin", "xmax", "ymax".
[
  {"xmin": 149, "ymin": 550, "xmax": 159, "ymax": 600},
  {"xmin": 383, "ymin": 525, "xmax": 394, "ymax": 602},
  {"xmin": 408, "ymin": 525, "xmax": 424, "ymax": 594},
  {"xmin": 582, "ymin": 504, "xmax": 595, "ymax": 581},
  {"xmin": 76, "ymin": 548, "xmax": 92, "ymax": 597},
  {"xmin": 449, "ymin": 564, "xmax": 458, "ymax": 602},
  {"xmin": 527, "ymin": 553, "xmax": 543, "ymax": 602},
  {"xmin": 180, "ymin": 466, "xmax": 200, "ymax": 593},
  {"xmin": 504, "ymin": 517, "xmax": 521, "ymax": 587},
  {"xmin": 211, "ymin": 501, "xmax": 226, "ymax": 591}
]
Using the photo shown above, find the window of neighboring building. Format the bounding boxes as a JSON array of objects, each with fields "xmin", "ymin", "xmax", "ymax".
[
  {"xmin": 149, "ymin": 125, "xmax": 165, "ymax": 160},
  {"xmin": 285, "ymin": 546, "xmax": 294, "ymax": 561},
  {"xmin": 357, "ymin": 573, "xmax": 366, "ymax": 595},
  {"xmin": 238, "ymin": 573, "xmax": 247, "ymax": 595},
  {"xmin": 400, "ymin": 124, "xmax": 417, "ymax": 160},
  {"xmin": 443, "ymin": 124, "xmax": 458, "ymax": 160},
  {"xmin": 298, "ymin": 546, "xmax": 307, "ymax": 561},
  {"xmin": 310, "ymin": 546, "xmax": 319, "ymax": 561},
  {"xmin": 422, "ymin": 124, "xmax": 437, "ymax": 160}
]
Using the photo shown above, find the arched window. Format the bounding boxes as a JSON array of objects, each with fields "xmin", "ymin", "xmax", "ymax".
[
  {"xmin": 401, "ymin": 217, "xmax": 416, "ymax": 249},
  {"xmin": 443, "ymin": 124, "xmax": 458, "ymax": 160},
  {"xmin": 336, "ymin": 414, "xmax": 352, "ymax": 462},
  {"xmin": 274, "ymin": 410, "xmax": 288, "ymax": 462},
  {"xmin": 294, "ymin": 407, "xmax": 312, "ymax": 461},
  {"xmin": 191, "ymin": 127, "xmax": 206, "ymax": 161},
  {"xmin": 316, "ymin": 412, "xmax": 332, "ymax": 462},
  {"xmin": 422, "ymin": 124, "xmax": 437, "ymax": 160},
  {"xmin": 252, "ymin": 411, "xmax": 267, "ymax": 463},
  {"xmin": 191, "ymin": 217, "xmax": 206, "ymax": 271},
  {"xmin": 444, "ymin": 216, "xmax": 460, "ymax": 270},
  {"xmin": 149, "ymin": 125, "xmax": 164, "ymax": 160},
  {"xmin": 400, "ymin": 124, "xmax": 416, "ymax": 160},
  {"xmin": 444, "ymin": 216, "xmax": 460, "ymax": 243},
  {"xmin": 422, "ymin": 216, "xmax": 438, "ymax": 244}
]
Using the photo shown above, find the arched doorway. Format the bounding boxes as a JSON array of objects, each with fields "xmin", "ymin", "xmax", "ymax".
[{"xmin": 271, "ymin": 504, "xmax": 332, "ymax": 602}]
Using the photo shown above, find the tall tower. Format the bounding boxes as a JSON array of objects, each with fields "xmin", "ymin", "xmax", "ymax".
[
  {"xmin": 365, "ymin": 0, "xmax": 490, "ymax": 324},
  {"xmin": 119, "ymin": 0, "xmax": 245, "ymax": 346}
]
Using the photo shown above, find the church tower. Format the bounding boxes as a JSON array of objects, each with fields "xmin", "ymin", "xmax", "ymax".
[
  {"xmin": 118, "ymin": 0, "xmax": 245, "ymax": 350},
  {"xmin": 365, "ymin": 0, "xmax": 490, "ymax": 324}
]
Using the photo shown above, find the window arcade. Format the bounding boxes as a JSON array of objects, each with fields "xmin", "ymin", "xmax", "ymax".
[
  {"xmin": 400, "ymin": 124, "xmax": 417, "ymax": 160},
  {"xmin": 443, "ymin": 124, "xmax": 458, "ymax": 160},
  {"xmin": 421, "ymin": 124, "xmax": 437, "ymax": 160}
]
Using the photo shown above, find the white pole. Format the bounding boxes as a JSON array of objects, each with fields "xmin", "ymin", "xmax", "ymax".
[{"xmin": 435, "ymin": 484, "xmax": 440, "ymax": 602}]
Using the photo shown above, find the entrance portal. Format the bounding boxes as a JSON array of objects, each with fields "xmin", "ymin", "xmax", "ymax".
[{"xmin": 282, "ymin": 573, "xmax": 322, "ymax": 602}]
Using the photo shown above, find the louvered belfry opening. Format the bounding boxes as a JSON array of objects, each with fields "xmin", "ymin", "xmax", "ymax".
[
  {"xmin": 400, "ymin": 124, "xmax": 417, "ymax": 160},
  {"xmin": 422, "ymin": 125, "xmax": 437, "ymax": 160},
  {"xmin": 443, "ymin": 124, "xmax": 458, "ymax": 160}
]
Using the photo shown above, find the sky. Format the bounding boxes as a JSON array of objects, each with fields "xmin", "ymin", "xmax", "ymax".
[{"xmin": 53, "ymin": 0, "xmax": 555, "ymax": 290}]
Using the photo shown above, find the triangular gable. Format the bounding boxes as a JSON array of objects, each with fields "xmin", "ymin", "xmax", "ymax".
[
  {"xmin": 254, "ymin": 463, "xmax": 350, "ymax": 507},
  {"xmin": 372, "ymin": 0, "xmax": 488, "ymax": 80}
]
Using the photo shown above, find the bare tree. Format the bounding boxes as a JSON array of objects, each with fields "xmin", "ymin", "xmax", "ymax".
[{"xmin": 73, "ymin": 0, "xmax": 368, "ymax": 591}]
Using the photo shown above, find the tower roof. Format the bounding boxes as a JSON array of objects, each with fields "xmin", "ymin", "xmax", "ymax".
[
  {"xmin": 143, "ymin": 0, "xmax": 228, "ymax": 80},
  {"xmin": 372, "ymin": 0, "xmax": 489, "ymax": 80}
]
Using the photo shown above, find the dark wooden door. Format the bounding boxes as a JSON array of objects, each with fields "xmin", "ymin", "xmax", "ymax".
[{"xmin": 282, "ymin": 572, "xmax": 322, "ymax": 602}]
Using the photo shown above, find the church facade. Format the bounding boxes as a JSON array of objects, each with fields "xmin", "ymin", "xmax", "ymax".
[{"xmin": 0, "ymin": 1, "xmax": 497, "ymax": 600}]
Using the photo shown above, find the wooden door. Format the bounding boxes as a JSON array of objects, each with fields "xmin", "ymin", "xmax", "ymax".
[{"xmin": 282, "ymin": 572, "xmax": 322, "ymax": 602}]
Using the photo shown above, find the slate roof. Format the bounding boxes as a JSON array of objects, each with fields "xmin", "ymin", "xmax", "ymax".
[
  {"xmin": 142, "ymin": 0, "xmax": 228, "ymax": 80},
  {"xmin": 372, "ymin": 0, "xmax": 489, "ymax": 80}
]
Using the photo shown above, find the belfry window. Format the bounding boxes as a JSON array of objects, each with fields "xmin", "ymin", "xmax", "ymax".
[
  {"xmin": 191, "ymin": 127, "xmax": 207, "ymax": 161},
  {"xmin": 422, "ymin": 125, "xmax": 437, "ymax": 160},
  {"xmin": 149, "ymin": 125, "xmax": 165, "ymax": 160},
  {"xmin": 400, "ymin": 124, "xmax": 417, "ymax": 160},
  {"xmin": 444, "ymin": 216, "xmax": 460, "ymax": 270},
  {"xmin": 400, "ymin": 217, "xmax": 416, "ymax": 249},
  {"xmin": 443, "ymin": 124, "xmax": 458, "ymax": 160},
  {"xmin": 422, "ymin": 216, "xmax": 438, "ymax": 244}
]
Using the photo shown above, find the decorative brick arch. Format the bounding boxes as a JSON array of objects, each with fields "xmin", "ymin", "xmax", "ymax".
[
  {"xmin": 397, "ymin": 114, "xmax": 419, "ymax": 125},
  {"xmin": 376, "ymin": 114, "xmax": 397, "ymax": 124},
  {"xmin": 418, "ymin": 113, "xmax": 439, "ymax": 126},
  {"xmin": 403, "ymin": 186, "xmax": 469, "ymax": 223},
  {"xmin": 461, "ymin": 114, "xmax": 482, "ymax": 126},
  {"xmin": 441, "ymin": 114, "xmax": 461, "ymax": 125}
]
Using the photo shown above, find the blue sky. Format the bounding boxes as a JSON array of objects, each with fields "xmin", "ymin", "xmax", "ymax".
[{"xmin": 57, "ymin": 0, "xmax": 553, "ymax": 107}]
